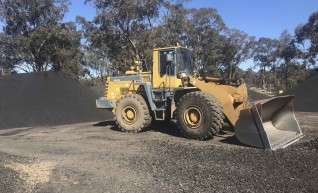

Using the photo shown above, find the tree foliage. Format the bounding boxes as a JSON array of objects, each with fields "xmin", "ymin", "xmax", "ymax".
[
  {"xmin": 78, "ymin": 1, "xmax": 256, "ymax": 78},
  {"xmin": 78, "ymin": 0, "xmax": 165, "ymax": 75},
  {"xmin": 186, "ymin": 7, "xmax": 227, "ymax": 74},
  {"xmin": 0, "ymin": 0, "xmax": 317, "ymax": 90},
  {"xmin": 296, "ymin": 12, "xmax": 318, "ymax": 67},
  {"xmin": 277, "ymin": 30, "xmax": 303, "ymax": 87},
  {"xmin": 220, "ymin": 29, "xmax": 255, "ymax": 78},
  {"xmin": 253, "ymin": 37, "xmax": 279, "ymax": 88},
  {"xmin": 0, "ymin": 0, "xmax": 82, "ymax": 76}
]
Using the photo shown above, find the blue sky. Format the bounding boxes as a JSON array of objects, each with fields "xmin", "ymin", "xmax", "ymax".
[
  {"xmin": 65, "ymin": 0, "xmax": 318, "ymax": 39},
  {"xmin": 185, "ymin": 0, "xmax": 318, "ymax": 39}
]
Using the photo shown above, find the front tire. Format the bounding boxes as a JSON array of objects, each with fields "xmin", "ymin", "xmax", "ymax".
[
  {"xmin": 176, "ymin": 91, "xmax": 224, "ymax": 140},
  {"xmin": 115, "ymin": 94, "xmax": 152, "ymax": 133}
]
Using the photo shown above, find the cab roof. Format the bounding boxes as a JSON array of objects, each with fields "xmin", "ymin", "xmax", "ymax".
[{"xmin": 153, "ymin": 46, "xmax": 188, "ymax": 51}]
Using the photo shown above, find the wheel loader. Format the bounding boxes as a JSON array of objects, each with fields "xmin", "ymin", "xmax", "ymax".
[{"xmin": 96, "ymin": 46, "xmax": 303, "ymax": 150}]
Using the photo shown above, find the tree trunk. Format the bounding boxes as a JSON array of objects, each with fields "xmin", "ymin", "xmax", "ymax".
[
  {"xmin": 262, "ymin": 66, "xmax": 266, "ymax": 89},
  {"xmin": 285, "ymin": 61, "xmax": 289, "ymax": 89}
]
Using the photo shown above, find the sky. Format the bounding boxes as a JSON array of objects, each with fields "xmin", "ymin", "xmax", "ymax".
[{"xmin": 65, "ymin": 0, "xmax": 318, "ymax": 39}]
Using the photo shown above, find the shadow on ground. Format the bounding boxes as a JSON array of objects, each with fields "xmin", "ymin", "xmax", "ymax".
[
  {"xmin": 93, "ymin": 119, "xmax": 249, "ymax": 147},
  {"xmin": 150, "ymin": 121, "xmax": 184, "ymax": 138},
  {"xmin": 93, "ymin": 120, "xmax": 183, "ymax": 137},
  {"xmin": 93, "ymin": 120, "xmax": 120, "ymax": 132},
  {"xmin": 93, "ymin": 120, "xmax": 116, "ymax": 127},
  {"xmin": 218, "ymin": 135, "xmax": 249, "ymax": 147}
]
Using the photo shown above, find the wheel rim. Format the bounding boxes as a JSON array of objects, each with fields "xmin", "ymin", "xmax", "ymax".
[
  {"xmin": 184, "ymin": 106, "xmax": 203, "ymax": 129},
  {"xmin": 122, "ymin": 105, "xmax": 138, "ymax": 125}
]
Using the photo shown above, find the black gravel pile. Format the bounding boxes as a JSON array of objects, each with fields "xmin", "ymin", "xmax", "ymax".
[
  {"xmin": 284, "ymin": 72, "xmax": 318, "ymax": 112},
  {"xmin": 124, "ymin": 138, "xmax": 318, "ymax": 192},
  {"xmin": 248, "ymin": 89, "xmax": 271, "ymax": 102},
  {"xmin": 0, "ymin": 71, "xmax": 112, "ymax": 129},
  {"xmin": 90, "ymin": 85, "xmax": 106, "ymax": 97}
]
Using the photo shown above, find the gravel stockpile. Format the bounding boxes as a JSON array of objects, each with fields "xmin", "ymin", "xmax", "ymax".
[
  {"xmin": 247, "ymin": 89, "xmax": 271, "ymax": 102},
  {"xmin": 284, "ymin": 72, "xmax": 318, "ymax": 112},
  {"xmin": 90, "ymin": 85, "xmax": 106, "ymax": 97},
  {"xmin": 0, "ymin": 71, "xmax": 112, "ymax": 129}
]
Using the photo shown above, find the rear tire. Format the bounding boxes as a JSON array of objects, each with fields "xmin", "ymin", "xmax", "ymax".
[
  {"xmin": 115, "ymin": 94, "xmax": 152, "ymax": 133},
  {"xmin": 176, "ymin": 91, "xmax": 224, "ymax": 140}
]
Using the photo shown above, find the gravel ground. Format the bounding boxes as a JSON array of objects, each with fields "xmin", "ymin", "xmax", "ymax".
[
  {"xmin": 0, "ymin": 112, "xmax": 317, "ymax": 193},
  {"xmin": 0, "ymin": 153, "xmax": 27, "ymax": 193}
]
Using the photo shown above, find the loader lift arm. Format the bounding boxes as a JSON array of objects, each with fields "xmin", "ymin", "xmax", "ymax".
[{"xmin": 188, "ymin": 76, "xmax": 248, "ymax": 127}]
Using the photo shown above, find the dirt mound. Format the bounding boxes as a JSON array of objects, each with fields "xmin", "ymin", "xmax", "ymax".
[
  {"xmin": 90, "ymin": 85, "xmax": 105, "ymax": 97},
  {"xmin": 285, "ymin": 72, "xmax": 318, "ymax": 112},
  {"xmin": 0, "ymin": 71, "xmax": 112, "ymax": 129},
  {"xmin": 247, "ymin": 89, "xmax": 270, "ymax": 102}
]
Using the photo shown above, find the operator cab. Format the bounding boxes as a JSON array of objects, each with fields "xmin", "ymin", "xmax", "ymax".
[
  {"xmin": 152, "ymin": 46, "xmax": 194, "ymax": 88},
  {"xmin": 158, "ymin": 47, "xmax": 194, "ymax": 77}
]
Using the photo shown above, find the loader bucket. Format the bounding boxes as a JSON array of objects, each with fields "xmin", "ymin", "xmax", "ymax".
[{"xmin": 235, "ymin": 95, "xmax": 303, "ymax": 150}]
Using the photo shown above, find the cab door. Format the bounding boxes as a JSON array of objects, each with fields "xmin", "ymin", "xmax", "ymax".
[{"xmin": 152, "ymin": 48, "xmax": 182, "ymax": 89}]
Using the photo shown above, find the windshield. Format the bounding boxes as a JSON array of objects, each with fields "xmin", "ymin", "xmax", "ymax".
[{"xmin": 176, "ymin": 48, "xmax": 194, "ymax": 75}]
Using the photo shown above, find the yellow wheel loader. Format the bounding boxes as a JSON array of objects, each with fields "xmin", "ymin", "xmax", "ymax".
[{"xmin": 96, "ymin": 46, "xmax": 303, "ymax": 150}]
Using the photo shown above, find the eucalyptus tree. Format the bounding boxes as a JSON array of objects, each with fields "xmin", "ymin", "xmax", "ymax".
[
  {"xmin": 295, "ymin": 12, "xmax": 318, "ymax": 68},
  {"xmin": 80, "ymin": 0, "xmax": 165, "ymax": 75},
  {"xmin": 160, "ymin": 1, "xmax": 190, "ymax": 47},
  {"xmin": 221, "ymin": 29, "xmax": 255, "ymax": 78},
  {"xmin": 186, "ymin": 7, "xmax": 227, "ymax": 74},
  {"xmin": 253, "ymin": 37, "xmax": 279, "ymax": 88},
  {"xmin": 0, "ymin": 0, "xmax": 82, "ymax": 76},
  {"xmin": 278, "ymin": 30, "xmax": 303, "ymax": 88},
  {"xmin": 186, "ymin": 9, "xmax": 254, "ymax": 78},
  {"xmin": 79, "ymin": 0, "xmax": 254, "ymax": 79}
]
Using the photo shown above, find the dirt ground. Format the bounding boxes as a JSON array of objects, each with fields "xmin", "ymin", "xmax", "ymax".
[{"xmin": 0, "ymin": 111, "xmax": 317, "ymax": 193}]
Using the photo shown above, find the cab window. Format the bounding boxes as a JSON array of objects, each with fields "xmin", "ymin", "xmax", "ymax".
[{"xmin": 159, "ymin": 49, "xmax": 175, "ymax": 75}]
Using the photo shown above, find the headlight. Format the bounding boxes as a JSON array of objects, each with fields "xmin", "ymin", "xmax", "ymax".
[{"xmin": 177, "ymin": 71, "xmax": 187, "ymax": 79}]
